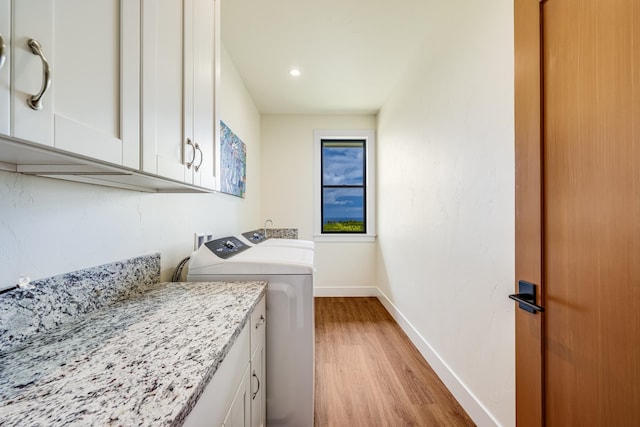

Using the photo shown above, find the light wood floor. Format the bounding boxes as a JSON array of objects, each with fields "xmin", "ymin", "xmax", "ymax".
[{"xmin": 314, "ymin": 297, "xmax": 475, "ymax": 427}]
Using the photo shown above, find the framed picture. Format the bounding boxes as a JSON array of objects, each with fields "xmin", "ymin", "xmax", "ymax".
[{"xmin": 220, "ymin": 121, "xmax": 247, "ymax": 198}]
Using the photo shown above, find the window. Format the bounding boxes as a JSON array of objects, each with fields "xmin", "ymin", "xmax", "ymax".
[
  {"xmin": 321, "ymin": 140, "xmax": 366, "ymax": 233},
  {"xmin": 314, "ymin": 130, "xmax": 376, "ymax": 242}
]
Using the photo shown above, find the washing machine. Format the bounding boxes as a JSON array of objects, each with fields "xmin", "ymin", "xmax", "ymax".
[
  {"xmin": 187, "ymin": 236, "xmax": 314, "ymax": 427},
  {"xmin": 238, "ymin": 230, "xmax": 315, "ymax": 251}
]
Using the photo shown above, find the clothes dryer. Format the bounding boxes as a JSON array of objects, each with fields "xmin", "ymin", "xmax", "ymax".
[{"xmin": 187, "ymin": 236, "xmax": 314, "ymax": 427}]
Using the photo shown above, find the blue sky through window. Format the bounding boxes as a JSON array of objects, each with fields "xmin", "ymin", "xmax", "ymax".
[
  {"xmin": 323, "ymin": 188, "xmax": 364, "ymax": 222},
  {"xmin": 322, "ymin": 141, "xmax": 365, "ymax": 224},
  {"xmin": 322, "ymin": 145, "xmax": 363, "ymax": 185}
]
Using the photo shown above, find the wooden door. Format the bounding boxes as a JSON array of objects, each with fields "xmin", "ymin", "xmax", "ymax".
[
  {"xmin": 515, "ymin": 0, "xmax": 640, "ymax": 425},
  {"xmin": 514, "ymin": 0, "xmax": 544, "ymax": 424}
]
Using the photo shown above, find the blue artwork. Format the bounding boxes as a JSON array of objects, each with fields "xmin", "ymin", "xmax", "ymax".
[{"xmin": 220, "ymin": 121, "xmax": 246, "ymax": 198}]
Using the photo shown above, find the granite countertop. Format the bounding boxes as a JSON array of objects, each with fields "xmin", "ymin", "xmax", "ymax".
[{"xmin": 0, "ymin": 280, "xmax": 266, "ymax": 426}]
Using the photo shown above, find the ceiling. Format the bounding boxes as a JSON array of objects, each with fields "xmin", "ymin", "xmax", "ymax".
[{"xmin": 221, "ymin": 0, "xmax": 433, "ymax": 115}]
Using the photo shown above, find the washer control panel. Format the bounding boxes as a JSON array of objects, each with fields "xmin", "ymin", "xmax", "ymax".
[
  {"xmin": 204, "ymin": 236, "xmax": 250, "ymax": 259},
  {"xmin": 242, "ymin": 230, "xmax": 267, "ymax": 244}
]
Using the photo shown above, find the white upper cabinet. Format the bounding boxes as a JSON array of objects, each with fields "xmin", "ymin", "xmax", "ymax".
[
  {"xmin": 192, "ymin": 0, "xmax": 218, "ymax": 190},
  {"xmin": 142, "ymin": 0, "xmax": 217, "ymax": 189},
  {"xmin": 0, "ymin": 0, "xmax": 9, "ymax": 136},
  {"xmin": 10, "ymin": 0, "xmax": 140, "ymax": 169},
  {"xmin": 0, "ymin": 0, "xmax": 218, "ymax": 192}
]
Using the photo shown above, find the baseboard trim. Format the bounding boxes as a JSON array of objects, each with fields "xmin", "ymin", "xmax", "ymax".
[
  {"xmin": 375, "ymin": 289, "xmax": 501, "ymax": 427},
  {"xmin": 313, "ymin": 286, "xmax": 378, "ymax": 297}
]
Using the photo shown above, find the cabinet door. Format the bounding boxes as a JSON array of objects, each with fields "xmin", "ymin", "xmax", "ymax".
[
  {"xmin": 141, "ymin": 0, "xmax": 191, "ymax": 183},
  {"xmin": 142, "ymin": 0, "xmax": 216, "ymax": 187},
  {"xmin": 223, "ymin": 365, "xmax": 251, "ymax": 427},
  {"xmin": 182, "ymin": 324, "xmax": 251, "ymax": 427},
  {"xmin": 250, "ymin": 296, "xmax": 266, "ymax": 427},
  {"xmin": 12, "ymin": 0, "xmax": 140, "ymax": 168},
  {"xmin": 250, "ymin": 338, "xmax": 266, "ymax": 427},
  {"xmin": 191, "ymin": 0, "xmax": 217, "ymax": 189},
  {"xmin": 0, "ymin": 0, "xmax": 9, "ymax": 136},
  {"xmin": 11, "ymin": 0, "xmax": 52, "ymax": 146}
]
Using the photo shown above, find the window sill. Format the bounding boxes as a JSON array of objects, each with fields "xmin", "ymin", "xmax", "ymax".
[{"xmin": 313, "ymin": 234, "xmax": 377, "ymax": 243}]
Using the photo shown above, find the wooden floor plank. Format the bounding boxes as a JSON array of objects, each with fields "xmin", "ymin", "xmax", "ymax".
[{"xmin": 314, "ymin": 297, "xmax": 476, "ymax": 427}]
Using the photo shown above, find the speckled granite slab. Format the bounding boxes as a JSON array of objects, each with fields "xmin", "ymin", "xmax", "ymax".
[
  {"xmin": 244, "ymin": 228, "xmax": 299, "ymax": 240},
  {"xmin": 0, "ymin": 280, "xmax": 266, "ymax": 427},
  {"xmin": 266, "ymin": 228, "xmax": 298, "ymax": 239},
  {"xmin": 0, "ymin": 254, "xmax": 160, "ymax": 354}
]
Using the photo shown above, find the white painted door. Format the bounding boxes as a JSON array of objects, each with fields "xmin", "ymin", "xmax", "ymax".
[
  {"xmin": 11, "ymin": 0, "xmax": 52, "ymax": 146},
  {"xmin": 142, "ymin": 0, "xmax": 217, "ymax": 188},
  {"xmin": 191, "ymin": 0, "xmax": 217, "ymax": 189},
  {"xmin": 142, "ymin": 0, "xmax": 191, "ymax": 184},
  {"xmin": 0, "ymin": 0, "xmax": 9, "ymax": 136},
  {"xmin": 250, "ymin": 296, "xmax": 266, "ymax": 427},
  {"xmin": 12, "ymin": 0, "xmax": 140, "ymax": 168},
  {"xmin": 250, "ymin": 339, "xmax": 266, "ymax": 427},
  {"xmin": 223, "ymin": 366, "xmax": 251, "ymax": 427}
]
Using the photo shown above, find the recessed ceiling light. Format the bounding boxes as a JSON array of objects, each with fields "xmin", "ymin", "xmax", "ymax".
[{"xmin": 289, "ymin": 68, "xmax": 301, "ymax": 77}]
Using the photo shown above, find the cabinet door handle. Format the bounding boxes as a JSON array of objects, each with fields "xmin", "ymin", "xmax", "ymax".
[
  {"xmin": 0, "ymin": 33, "xmax": 6, "ymax": 70},
  {"xmin": 185, "ymin": 138, "xmax": 196, "ymax": 169},
  {"xmin": 252, "ymin": 370, "xmax": 261, "ymax": 400},
  {"xmin": 194, "ymin": 143, "xmax": 203, "ymax": 172},
  {"xmin": 255, "ymin": 314, "xmax": 265, "ymax": 329},
  {"xmin": 26, "ymin": 39, "xmax": 52, "ymax": 111}
]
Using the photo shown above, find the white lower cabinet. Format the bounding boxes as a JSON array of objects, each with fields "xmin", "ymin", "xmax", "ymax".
[
  {"xmin": 183, "ymin": 296, "xmax": 266, "ymax": 427},
  {"xmin": 250, "ymin": 297, "xmax": 267, "ymax": 427},
  {"xmin": 222, "ymin": 365, "xmax": 251, "ymax": 427},
  {"xmin": 250, "ymin": 337, "xmax": 266, "ymax": 427}
]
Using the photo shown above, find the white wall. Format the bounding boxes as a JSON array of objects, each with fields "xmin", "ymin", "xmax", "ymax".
[
  {"xmin": 0, "ymin": 46, "xmax": 261, "ymax": 290},
  {"xmin": 260, "ymin": 115, "xmax": 377, "ymax": 290},
  {"xmin": 376, "ymin": 0, "xmax": 515, "ymax": 426},
  {"xmin": 220, "ymin": 45, "xmax": 262, "ymax": 227}
]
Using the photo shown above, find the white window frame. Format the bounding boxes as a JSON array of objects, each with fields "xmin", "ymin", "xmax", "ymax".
[{"xmin": 313, "ymin": 129, "xmax": 376, "ymax": 242}]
